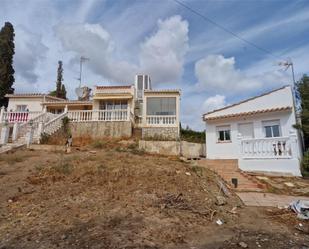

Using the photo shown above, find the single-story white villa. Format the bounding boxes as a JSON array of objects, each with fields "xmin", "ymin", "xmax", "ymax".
[
  {"xmin": 203, "ymin": 85, "xmax": 303, "ymax": 176},
  {"xmin": 0, "ymin": 74, "xmax": 181, "ymax": 146}
]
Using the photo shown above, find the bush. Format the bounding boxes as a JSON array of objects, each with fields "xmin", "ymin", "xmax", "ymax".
[
  {"xmin": 180, "ymin": 126, "xmax": 205, "ymax": 144},
  {"xmin": 40, "ymin": 132, "xmax": 50, "ymax": 144},
  {"xmin": 92, "ymin": 140, "xmax": 105, "ymax": 149},
  {"xmin": 301, "ymin": 150, "xmax": 309, "ymax": 173}
]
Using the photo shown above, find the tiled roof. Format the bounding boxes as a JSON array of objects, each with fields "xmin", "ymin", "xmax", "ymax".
[
  {"xmin": 204, "ymin": 106, "xmax": 292, "ymax": 121},
  {"xmin": 42, "ymin": 100, "xmax": 93, "ymax": 105},
  {"xmin": 203, "ymin": 85, "xmax": 290, "ymax": 116},
  {"xmin": 5, "ymin": 93, "xmax": 65, "ymax": 101},
  {"xmin": 144, "ymin": 89, "xmax": 181, "ymax": 94},
  {"xmin": 96, "ymin": 85, "xmax": 132, "ymax": 89}
]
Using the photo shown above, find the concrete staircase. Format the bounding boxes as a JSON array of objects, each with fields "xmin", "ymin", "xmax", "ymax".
[{"xmin": 198, "ymin": 159, "xmax": 266, "ymax": 192}]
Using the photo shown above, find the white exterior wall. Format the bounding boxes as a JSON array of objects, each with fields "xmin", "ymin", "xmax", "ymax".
[
  {"xmin": 205, "ymin": 111, "xmax": 299, "ymax": 159},
  {"xmin": 206, "ymin": 86, "xmax": 294, "ymax": 119},
  {"xmin": 7, "ymin": 97, "xmax": 45, "ymax": 112}
]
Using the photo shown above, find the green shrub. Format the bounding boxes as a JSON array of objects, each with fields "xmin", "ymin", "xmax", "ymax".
[
  {"xmin": 40, "ymin": 132, "xmax": 50, "ymax": 144},
  {"xmin": 180, "ymin": 126, "xmax": 205, "ymax": 144},
  {"xmin": 301, "ymin": 150, "xmax": 309, "ymax": 173},
  {"xmin": 92, "ymin": 140, "xmax": 105, "ymax": 149}
]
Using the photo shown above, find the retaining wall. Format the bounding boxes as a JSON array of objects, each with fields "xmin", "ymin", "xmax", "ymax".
[
  {"xmin": 142, "ymin": 127, "xmax": 179, "ymax": 140},
  {"xmin": 69, "ymin": 121, "xmax": 132, "ymax": 138},
  {"xmin": 139, "ymin": 140, "xmax": 206, "ymax": 158}
]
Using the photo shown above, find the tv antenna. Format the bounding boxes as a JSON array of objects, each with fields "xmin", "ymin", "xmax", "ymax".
[
  {"xmin": 75, "ymin": 56, "xmax": 89, "ymax": 99},
  {"xmin": 77, "ymin": 56, "xmax": 90, "ymax": 88}
]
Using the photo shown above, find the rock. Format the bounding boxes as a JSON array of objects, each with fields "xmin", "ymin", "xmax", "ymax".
[
  {"xmin": 215, "ymin": 196, "xmax": 227, "ymax": 206},
  {"xmin": 238, "ymin": 241, "xmax": 248, "ymax": 248},
  {"xmin": 185, "ymin": 172, "xmax": 191, "ymax": 176},
  {"xmin": 216, "ymin": 219, "xmax": 223, "ymax": 225},
  {"xmin": 284, "ymin": 182, "xmax": 295, "ymax": 187},
  {"xmin": 61, "ymin": 234, "xmax": 68, "ymax": 240}
]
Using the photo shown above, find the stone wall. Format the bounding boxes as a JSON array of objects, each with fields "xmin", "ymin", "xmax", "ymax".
[
  {"xmin": 69, "ymin": 121, "xmax": 132, "ymax": 138},
  {"xmin": 139, "ymin": 140, "xmax": 206, "ymax": 158},
  {"xmin": 142, "ymin": 127, "xmax": 179, "ymax": 140}
]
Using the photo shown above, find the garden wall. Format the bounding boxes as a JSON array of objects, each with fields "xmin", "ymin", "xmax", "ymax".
[
  {"xmin": 139, "ymin": 140, "xmax": 206, "ymax": 158},
  {"xmin": 69, "ymin": 121, "xmax": 132, "ymax": 138}
]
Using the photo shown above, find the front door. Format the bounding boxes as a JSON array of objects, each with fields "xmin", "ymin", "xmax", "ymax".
[{"xmin": 238, "ymin": 123, "xmax": 254, "ymax": 139}]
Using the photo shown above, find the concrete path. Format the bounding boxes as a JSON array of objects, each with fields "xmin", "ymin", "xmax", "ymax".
[{"xmin": 237, "ymin": 192, "xmax": 309, "ymax": 207}]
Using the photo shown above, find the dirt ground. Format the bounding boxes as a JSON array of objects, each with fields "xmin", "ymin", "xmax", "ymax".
[{"xmin": 0, "ymin": 140, "xmax": 309, "ymax": 249}]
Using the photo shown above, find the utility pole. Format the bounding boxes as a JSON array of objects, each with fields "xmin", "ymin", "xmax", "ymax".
[{"xmin": 78, "ymin": 56, "xmax": 89, "ymax": 88}]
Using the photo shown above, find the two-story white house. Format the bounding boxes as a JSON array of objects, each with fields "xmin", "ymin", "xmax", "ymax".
[{"xmin": 203, "ymin": 86, "xmax": 303, "ymax": 176}]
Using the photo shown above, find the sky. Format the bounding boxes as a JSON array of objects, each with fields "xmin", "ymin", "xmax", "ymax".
[{"xmin": 1, "ymin": 0, "xmax": 309, "ymax": 130}]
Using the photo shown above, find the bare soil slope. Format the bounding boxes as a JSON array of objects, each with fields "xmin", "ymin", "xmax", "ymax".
[{"xmin": 0, "ymin": 141, "xmax": 308, "ymax": 249}]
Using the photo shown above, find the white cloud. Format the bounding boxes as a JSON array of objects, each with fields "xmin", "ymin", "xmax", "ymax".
[
  {"xmin": 14, "ymin": 26, "xmax": 48, "ymax": 83},
  {"xmin": 203, "ymin": 94, "xmax": 227, "ymax": 113},
  {"xmin": 195, "ymin": 54, "xmax": 290, "ymax": 94},
  {"xmin": 140, "ymin": 15, "xmax": 189, "ymax": 84},
  {"xmin": 55, "ymin": 15, "xmax": 189, "ymax": 85}
]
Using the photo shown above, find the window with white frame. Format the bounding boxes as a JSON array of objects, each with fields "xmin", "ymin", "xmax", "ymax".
[
  {"xmin": 217, "ymin": 125, "xmax": 231, "ymax": 142},
  {"xmin": 16, "ymin": 105, "xmax": 27, "ymax": 112},
  {"xmin": 146, "ymin": 97, "xmax": 176, "ymax": 116},
  {"xmin": 263, "ymin": 120, "xmax": 281, "ymax": 138},
  {"xmin": 99, "ymin": 100, "xmax": 128, "ymax": 110}
]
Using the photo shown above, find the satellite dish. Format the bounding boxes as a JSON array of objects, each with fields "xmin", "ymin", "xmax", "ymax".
[{"xmin": 75, "ymin": 87, "xmax": 84, "ymax": 99}]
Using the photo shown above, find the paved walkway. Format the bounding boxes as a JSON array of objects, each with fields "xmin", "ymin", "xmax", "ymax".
[{"xmin": 237, "ymin": 192, "xmax": 309, "ymax": 207}]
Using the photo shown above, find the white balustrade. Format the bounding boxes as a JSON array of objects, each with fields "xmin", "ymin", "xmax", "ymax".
[
  {"xmin": 67, "ymin": 110, "xmax": 129, "ymax": 122},
  {"xmin": 1, "ymin": 111, "xmax": 42, "ymax": 123},
  {"xmin": 146, "ymin": 115, "xmax": 177, "ymax": 126},
  {"xmin": 240, "ymin": 136, "xmax": 292, "ymax": 159}
]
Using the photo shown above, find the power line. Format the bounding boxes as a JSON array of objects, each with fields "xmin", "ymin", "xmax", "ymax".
[{"xmin": 172, "ymin": 0, "xmax": 282, "ymax": 59}]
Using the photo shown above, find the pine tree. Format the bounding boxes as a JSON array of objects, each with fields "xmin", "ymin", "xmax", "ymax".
[
  {"xmin": 0, "ymin": 22, "xmax": 15, "ymax": 107},
  {"xmin": 60, "ymin": 84, "xmax": 67, "ymax": 99},
  {"xmin": 296, "ymin": 75, "xmax": 309, "ymax": 149},
  {"xmin": 56, "ymin": 61, "xmax": 63, "ymax": 98}
]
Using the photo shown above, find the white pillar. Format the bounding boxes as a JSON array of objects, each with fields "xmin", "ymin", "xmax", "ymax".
[
  {"xmin": 64, "ymin": 105, "xmax": 68, "ymax": 113},
  {"xmin": 43, "ymin": 106, "xmax": 47, "ymax": 113},
  {"xmin": 26, "ymin": 122, "xmax": 34, "ymax": 148},
  {"xmin": 37, "ymin": 121, "xmax": 44, "ymax": 144},
  {"xmin": 12, "ymin": 122, "xmax": 19, "ymax": 142},
  {"xmin": 0, "ymin": 106, "xmax": 5, "ymax": 123},
  {"xmin": 0, "ymin": 122, "xmax": 9, "ymax": 145},
  {"xmin": 289, "ymin": 130, "xmax": 298, "ymax": 159},
  {"xmin": 237, "ymin": 133, "xmax": 243, "ymax": 158}
]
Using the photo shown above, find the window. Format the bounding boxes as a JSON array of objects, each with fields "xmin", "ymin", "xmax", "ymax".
[
  {"xmin": 16, "ymin": 105, "xmax": 27, "ymax": 112},
  {"xmin": 263, "ymin": 120, "xmax": 281, "ymax": 138},
  {"xmin": 217, "ymin": 125, "xmax": 231, "ymax": 142},
  {"xmin": 99, "ymin": 100, "xmax": 128, "ymax": 110},
  {"xmin": 146, "ymin": 97, "xmax": 176, "ymax": 116}
]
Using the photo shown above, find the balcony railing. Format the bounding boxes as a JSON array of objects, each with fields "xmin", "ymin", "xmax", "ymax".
[
  {"xmin": 146, "ymin": 115, "xmax": 177, "ymax": 126},
  {"xmin": 67, "ymin": 110, "xmax": 129, "ymax": 122},
  {"xmin": 240, "ymin": 136, "xmax": 292, "ymax": 159},
  {"xmin": 1, "ymin": 111, "xmax": 42, "ymax": 123}
]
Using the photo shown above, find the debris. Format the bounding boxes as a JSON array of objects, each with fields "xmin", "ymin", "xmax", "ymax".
[
  {"xmin": 290, "ymin": 200, "xmax": 309, "ymax": 220},
  {"xmin": 215, "ymin": 195, "xmax": 227, "ymax": 206},
  {"xmin": 216, "ymin": 219, "xmax": 223, "ymax": 225},
  {"xmin": 216, "ymin": 178, "xmax": 231, "ymax": 197},
  {"xmin": 284, "ymin": 182, "xmax": 295, "ymax": 187},
  {"xmin": 185, "ymin": 172, "xmax": 191, "ymax": 176},
  {"xmin": 228, "ymin": 207, "xmax": 238, "ymax": 214},
  {"xmin": 295, "ymin": 223, "xmax": 309, "ymax": 234},
  {"xmin": 238, "ymin": 241, "xmax": 248, "ymax": 248},
  {"xmin": 89, "ymin": 150, "xmax": 97, "ymax": 154},
  {"xmin": 256, "ymin": 176, "xmax": 269, "ymax": 181}
]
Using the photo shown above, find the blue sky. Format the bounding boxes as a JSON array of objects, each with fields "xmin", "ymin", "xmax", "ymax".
[{"xmin": 1, "ymin": 0, "xmax": 309, "ymax": 130}]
